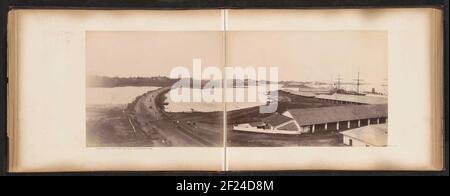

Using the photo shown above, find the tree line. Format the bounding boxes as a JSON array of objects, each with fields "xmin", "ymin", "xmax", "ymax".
[{"xmin": 87, "ymin": 75, "xmax": 179, "ymax": 87}]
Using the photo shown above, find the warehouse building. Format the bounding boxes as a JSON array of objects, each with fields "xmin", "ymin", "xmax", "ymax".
[
  {"xmin": 283, "ymin": 104, "xmax": 387, "ymax": 133},
  {"xmin": 232, "ymin": 113, "xmax": 301, "ymax": 134},
  {"xmin": 233, "ymin": 104, "xmax": 388, "ymax": 134},
  {"xmin": 340, "ymin": 124, "xmax": 388, "ymax": 147}
]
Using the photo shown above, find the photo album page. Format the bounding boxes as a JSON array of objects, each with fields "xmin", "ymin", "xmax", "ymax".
[{"xmin": 7, "ymin": 8, "xmax": 444, "ymax": 172}]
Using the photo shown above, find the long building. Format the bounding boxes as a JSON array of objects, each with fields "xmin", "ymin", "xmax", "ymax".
[{"xmin": 233, "ymin": 104, "xmax": 388, "ymax": 134}]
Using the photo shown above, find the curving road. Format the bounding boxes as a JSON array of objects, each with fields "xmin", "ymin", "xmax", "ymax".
[{"xmin": 131, "ymin": 87, "xmax": 212, "ymax": 147}]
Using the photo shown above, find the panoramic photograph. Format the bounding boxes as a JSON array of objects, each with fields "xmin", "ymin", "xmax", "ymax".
[{"xmin": 86, "ymin": 30, "xmax": 388, "ymax": 148}]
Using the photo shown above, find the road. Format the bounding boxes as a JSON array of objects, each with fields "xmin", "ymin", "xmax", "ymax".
[{"xmin": 131, "ymin": 87, "xmax": 212, "ymax": 147}]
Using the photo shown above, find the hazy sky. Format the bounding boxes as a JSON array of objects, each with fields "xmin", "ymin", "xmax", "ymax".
[
  {"xmin": 86, "ymin": 31, "xmax": 224, "ymax": 77},
  {"xmin": 227, "ymin": 31, "xmax": 387, "ymax": 84},
  {"xmin": 87, "ymin": 31, "xmax": 387, "ymax": 84}
]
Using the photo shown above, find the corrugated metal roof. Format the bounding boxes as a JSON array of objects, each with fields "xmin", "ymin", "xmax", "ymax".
[
  {"xmin": 286, "ymin": 104, "xmax": 387, "ymax": 126},
  {"xmin": 340, "ymin": 124, "xmax": 388, "ymax": 146},
  {"xmin": 262, "ymin": 113, "xmax": 293, "ymax": 127},
  {"xmin": 249, "ymin": 121, "xmax": 266, "ymax": 127}
]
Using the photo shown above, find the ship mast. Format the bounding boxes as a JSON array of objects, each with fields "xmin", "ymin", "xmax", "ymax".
[{"xmin": 353, "ymin": 72, "xmax": 363, "ymax": 94}]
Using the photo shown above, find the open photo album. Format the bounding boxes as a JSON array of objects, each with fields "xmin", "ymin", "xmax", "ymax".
[{"xmin": 7, "ymin": 8, "xmax": 444, "ymax": 172}]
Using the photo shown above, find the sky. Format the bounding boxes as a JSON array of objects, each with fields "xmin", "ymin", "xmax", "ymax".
[
  {"xmin": 86, "ymin": 31, "xmax": 224, "ymax": 78},
  {"xmin": 87, "ymin": 31, "xmax": 387, "ymax": 84}
]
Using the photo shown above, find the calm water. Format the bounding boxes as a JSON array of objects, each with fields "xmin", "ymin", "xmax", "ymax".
[
  {"xmin": 86, "ymin": 84, "xmax": 387, "ymax": 112},
  {"xmin": 86, "ymin": 86, "xmax": 160, "ymax": 106}
]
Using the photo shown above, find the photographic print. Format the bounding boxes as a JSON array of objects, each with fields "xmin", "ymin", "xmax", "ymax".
[
  {"xmin": 86, "ymin": 29, "xmax": 388, "ymax": 148},
  {"xmin": 86, "ymin": 30, "xmax": 388, "ymax": 148}
]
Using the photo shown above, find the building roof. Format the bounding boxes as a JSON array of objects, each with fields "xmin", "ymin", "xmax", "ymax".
[
  {"xmin": 285, "ymin": 104, "xmax": 387, "ymax": 126},
  {"xmin": 316, "ymin": 94, "xmax": 388, "ymax": 104},
  {"xmin": 262, "ymin": 113, "xmax": 293, "ymax": 127},
  {"xmin": 340, "ymin": 124, "xmax": 388, "ymax": 146},
  {"xmin": 249, "ymin": 121, "xmax": 266, "ymax": 127}
]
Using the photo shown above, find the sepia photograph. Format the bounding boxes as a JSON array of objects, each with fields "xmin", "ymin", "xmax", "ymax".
[{"xmin": 86, "ymin": 30, "xmax": 389, "ymax": 148}]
